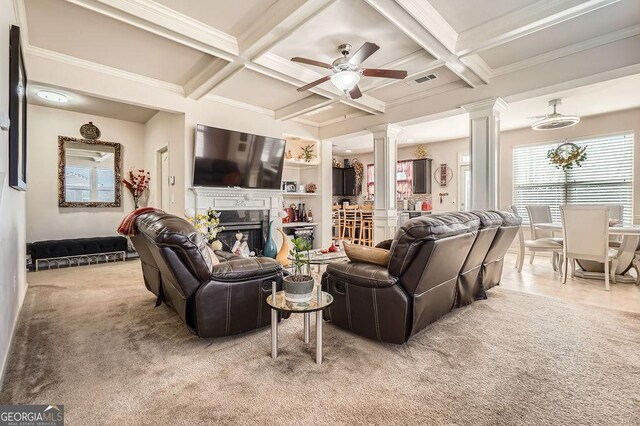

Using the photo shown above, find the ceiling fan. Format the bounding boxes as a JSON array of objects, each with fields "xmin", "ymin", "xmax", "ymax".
[
  {"xmin": 291, "ymin": 42, "xmax": 408, "ymax": 99},
  {"xmin": 530, "ymin": 99, "xmax": 580, "ymax": 130}
]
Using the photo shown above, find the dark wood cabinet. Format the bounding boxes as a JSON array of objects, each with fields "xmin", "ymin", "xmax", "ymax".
[
  {"xmin": 332, "ymin": 167, "xmax": 360, "ymax": 196},
  {"xmin": 412, "ymin": 158, "xmax": 432, "ymax": 194}
]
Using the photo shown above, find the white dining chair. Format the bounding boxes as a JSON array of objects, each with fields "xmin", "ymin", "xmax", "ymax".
[
  {"xmin": 511, "ymin": 206, "xmax": 563, "ymax": 273},
  {"xmin": 525, "ymin": 205, "xmax": 563, "ymax": 264},
  {"xmin": 560, "ymin": 205, "xmax": 620, "ymax": 291}
]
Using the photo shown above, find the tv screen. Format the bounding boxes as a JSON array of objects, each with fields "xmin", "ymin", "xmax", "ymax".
[{"xmin": 193, "ymin": 125, "xmax": 286, "ymax": 189}]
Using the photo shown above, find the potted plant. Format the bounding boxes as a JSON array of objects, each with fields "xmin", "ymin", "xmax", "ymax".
[
  {"xmin": 284, "ymin": 237, "xmax": 314, "ymax": 302},
  {"xmin": 122, "ymin": 169, "xmax": 150, "ymax": 209}
]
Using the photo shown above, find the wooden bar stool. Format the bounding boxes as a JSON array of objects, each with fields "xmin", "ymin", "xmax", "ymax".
[
  {"xmin": 359, "ymin": 205, "xmax": 374, "ymax": 246},
  {"xmin": 332, "ymin": 205, "xmax": 341, "ymax": 241},
  {"xmin": 341, "ymin": 205, "xmax": 359, "ymax": 244}
]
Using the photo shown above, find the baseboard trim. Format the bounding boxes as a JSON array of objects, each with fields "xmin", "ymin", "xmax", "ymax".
[{"xmin": 0, "ymin": 282, "xmax": 28, "ymax": 393}]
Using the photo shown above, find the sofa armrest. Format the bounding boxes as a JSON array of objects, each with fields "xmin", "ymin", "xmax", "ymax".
[
  {"xmin": 214, "ymin": 250, "xmax": 238, "ymax": 262},
  {"xmin": 325, "ymin": 261, "xmax": 398, "ymax": 288},
  {"xmin": 210, "ymin": 257, "xmax": 283, "ymax": 282}
]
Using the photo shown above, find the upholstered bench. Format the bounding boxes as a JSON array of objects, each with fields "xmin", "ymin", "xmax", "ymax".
[{"xmin": 30, "ymin": 236, "xmax": 128, "ymax": 271}]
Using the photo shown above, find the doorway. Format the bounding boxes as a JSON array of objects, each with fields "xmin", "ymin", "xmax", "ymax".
[
  {"xmin": 458, "ymin": 154, "xmax": 471, "ymax": 211},
  {"xmin": 157, "ymin": 147, "xmax": 170, "ymax": 211}
]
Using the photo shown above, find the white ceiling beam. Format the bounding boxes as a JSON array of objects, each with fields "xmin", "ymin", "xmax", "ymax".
[
  {"xmin": 275, "ymin": 97, "xmax": 337, "ymax": 121},
  {"xmin": 491, "ymin": 24, "xmax": 640, "ymax": 77},
  {"xmin": 183, "ymin": 59, "xmax": 246, "ymax": 100},
  {"xmin": 456, "ymin": 0, "xmax": 622, "ymax": 57},
  {"xmin": 238, "ymin": 0, "xmax": 337, "ymax": 59},
  {"xmin": 365, "ymin": 0, "xmax": 487, "ymax": 87},
  {"xmin": 65, "ymin": 0, "xmax": 238, "ymax": 60},
  {"xmin": 394, "ymin": 0, "xmax": 458, "ymax": 53}
]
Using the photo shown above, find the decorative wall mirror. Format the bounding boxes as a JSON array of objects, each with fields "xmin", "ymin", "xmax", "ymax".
[{"xmin": 58, "ymin": 136, "xmax": 122, "ymax": 207}]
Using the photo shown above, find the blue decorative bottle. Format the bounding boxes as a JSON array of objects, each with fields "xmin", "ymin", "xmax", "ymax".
[{"xmin": 263, "ymin": 220, "xmax": 277, "ymax": 258}]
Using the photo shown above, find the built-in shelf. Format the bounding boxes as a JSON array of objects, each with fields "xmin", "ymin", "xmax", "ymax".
[
  {"xmin": 282, "ymin": 192, "xmax": 318, "ymax": 197},
  {"xmin": 282, "ymin": 222, "xmax": 318, "ymax": 228},
  {"xmin": 284, "ymin": 159, "xmax": 319, "ymax": 168}
]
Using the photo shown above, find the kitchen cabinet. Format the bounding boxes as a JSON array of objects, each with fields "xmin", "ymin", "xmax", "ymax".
[
  {"xmin": 332, "ymin": 167, "xmax": 344, "ymax": 196},
  {"xmin": 412, "ymin": 158, "xmax": 432, "ymax": 194}
]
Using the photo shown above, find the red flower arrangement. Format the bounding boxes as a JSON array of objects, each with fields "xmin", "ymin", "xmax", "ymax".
[{"xmin": 122, "ymin": 169, "xmax": 150, "ymax": 209}]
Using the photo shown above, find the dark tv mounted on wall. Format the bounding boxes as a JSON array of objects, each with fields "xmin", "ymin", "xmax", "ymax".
[{"xmin": 192, "ymin": 124, "xmax": 286, "ymax": 190}]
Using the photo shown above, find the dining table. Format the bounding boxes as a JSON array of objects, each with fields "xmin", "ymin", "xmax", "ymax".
[{"xmin": 534, "ymin": 222, "xmax": 640, "ymax": 283}]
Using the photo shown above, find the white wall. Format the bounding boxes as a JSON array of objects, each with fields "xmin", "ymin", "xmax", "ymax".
[
  {"xmin": 500, "ymin": 108, "xmax": 640, "ymax": 222},
  {"xmin": 26, "ymin": 105, "xmax": 145, "ymax": 242},
  {"xmin": 143, "ymin": 111, "xmax": 185, "ymax": 215},
  {"xmin": 0, "ymin": 0, "xmax": 28, "ymax": 386}
]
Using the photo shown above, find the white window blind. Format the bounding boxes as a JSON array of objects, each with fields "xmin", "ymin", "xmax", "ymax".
[{"xmin": 512, "ymin": 133, "xmax": 634, "ymax": 225}]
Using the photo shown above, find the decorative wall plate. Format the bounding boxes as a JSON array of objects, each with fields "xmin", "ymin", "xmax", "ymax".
[{"xmin": 80, "ymin": 122, "xmax": 101, "ymax": 140}]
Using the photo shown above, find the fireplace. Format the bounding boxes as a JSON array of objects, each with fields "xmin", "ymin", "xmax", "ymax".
[{"xmin": 216, "ymin": 210, "xmax": 269, "ymax": 256}]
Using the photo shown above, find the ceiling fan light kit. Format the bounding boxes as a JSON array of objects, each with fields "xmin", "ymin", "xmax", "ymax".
[
  {"xmin": 291, "ymin": 42, "xmax": 408, "ymax": 100},
  {"xmin": 532, "ymin": 99, "xmax": 581, "ymax": 130}
]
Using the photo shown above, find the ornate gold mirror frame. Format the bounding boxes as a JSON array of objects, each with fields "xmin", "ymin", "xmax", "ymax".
[{"xmin": 58, "ymin": 136, "xmax": 122, "ymax": 207}]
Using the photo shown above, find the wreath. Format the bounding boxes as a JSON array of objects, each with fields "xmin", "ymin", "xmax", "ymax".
[
  {"xmin": 351, "ymin": 159, "xmax": 364, "ymax": 188},
  {"xmin": 547, "ymin": 142, "xmax": 587, "ymax": 171}
]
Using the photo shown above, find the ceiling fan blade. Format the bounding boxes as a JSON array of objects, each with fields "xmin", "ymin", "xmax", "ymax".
[
  {"xmin": 349, "ymin": 85, "xmax": 362, "ymax": 99},
  {"xmin": 297, "ymin": 75, "xmax": 331, "ymax": 92},
  {"xmin": 349, "ymin": 42, "xmax": 380, "ymax": 65},
  {"xmin": 291, "ymin": 57, "xmax": 333, "ymax": 69},
  {"xmin": 362, "ymin": 68, "xmax": 408, "ymax": 79}
]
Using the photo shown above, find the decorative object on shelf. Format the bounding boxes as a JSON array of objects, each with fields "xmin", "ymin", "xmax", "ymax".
[
  {"xmin": 231, "ymin": 232, "xmax": 251, "ymax": 258},
  {"xmin": 304, "ymin": 182, "xmax": 317, "ymax": 193},
  {"xmin": 298, "ymin": 184, "xmax": 306, "ymax": 193},
  {"xmin": 263, "ymin": 220, "xmax": 278, "ymax": 259},
  {"xmin": 307, "ymin": 209, "xmax": 313, "ymax": 223},
  {"xmin": 285, "ymin": 150, "xmax": 293, "ymax": 160},
  {"xmin": 79, "ymin": 121, "xmax": 101, "ymax": 140},
  {"xmin": 8, "ymin": 25, "xmax": 27, "ymax": 191},
  {"xmin": 328, "ymin": 241, "xmax": 338, "ymax": 253},
  {"xmin": 343, "ymin": 158, "xmax": 351, "ymax": 168},
  {"xmin": 433, "ymin": 164, "xmax": 453, "ymax": 187},
  {"xmin": 276, "ymin": 227, "xmax": 290, "ymax": 266},
  {"xmin": 414, "ymin": 145, "xmax": 427, "ymax": 158},
  {"xmin": 351, "ymin": 158, "xmax": 364, "ymax": 188},
  {"xmin": 333, "ymin": 158, "xmax": 342, "ymax": 168},
  {"xmin": 185, "ymin": 207, "xmax": 225, "ymax": 245},
  {"xmin": 283, "ymin": 181, "xmax": 297, "ymax": 193},
  {"xmin": 438, "ymin": 192, "xmax": 449, "ymax": 204},
  {"xmin": 301, "ymin": 144, "xmax": 316, "ymax": 163},
  {"xmin": 284, "ymin": 237, "xmax": 314, "ymax": 302},
  {"xmin": 547, "ymin": 141, "xmax": 587, "ymax": 171},
  {"xmin": 122, "ymin": 169, "xmax": 150, "ymax": 209}
]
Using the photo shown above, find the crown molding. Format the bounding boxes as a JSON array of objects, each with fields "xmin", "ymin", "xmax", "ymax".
[
  {"xmin": 492, "ymin": 24, "xmax": 640, "ymax": 77},
  {"xmin": 25, "ymin": 45, "xmax": 184, "ymax": 93},
  {"xmin": 66, "ymin": 0, "xmax": 238, "ymax": 59},
  {"xmin": 461, "ymin": 97, "xmax": 508, "ymax": 114},
  {"xmin": 368, "ymin": 123, "xmax": 403, "ymax": 136},
  {"xmin": 203, "ymin": 94, "xmax": 274, "ymax": 117},
  {"xmin": 456, "ymin": 0, "xmax": 622, "ymax": 56}
]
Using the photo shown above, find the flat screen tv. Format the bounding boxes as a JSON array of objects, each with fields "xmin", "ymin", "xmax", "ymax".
[{"xmin": 193, "ymin": 125, "xmax": 286, "ymax": 189}]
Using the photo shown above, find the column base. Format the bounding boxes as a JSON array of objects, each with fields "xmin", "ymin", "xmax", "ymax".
[{"xmin": 373, "ymin": 209, "xmax": 398, "ymax": 243}]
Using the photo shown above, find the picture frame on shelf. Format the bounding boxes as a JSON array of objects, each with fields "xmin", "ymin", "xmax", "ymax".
[
  {"xmin": 283, "ymin": 181, "xmax": 297, "ymax": 193},
  {"xmin": 8, "ymin": 25, "xmax": 27, "ymax": 191}
]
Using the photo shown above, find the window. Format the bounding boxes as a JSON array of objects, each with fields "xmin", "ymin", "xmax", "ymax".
[
  {"xmin": 366, "ymin": 160, "xmax": 414, "ymax": 199},
  {"xmin": 65, "ymin": 166, "xmax": 115, "ymax": 202},
  {"xmin": 512, "ymin": 133, "xmax": 633, "ymax": 225}
]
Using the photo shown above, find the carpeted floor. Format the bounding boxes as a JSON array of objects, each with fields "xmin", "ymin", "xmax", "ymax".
[{"xmin": 1, "ymin": 260, "xmax": 639, "ymax": 425}]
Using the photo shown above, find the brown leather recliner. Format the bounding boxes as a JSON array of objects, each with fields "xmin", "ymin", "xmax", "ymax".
[
  {"xmin": 130, "ymin": 211, "xmax": 286, "ymax": 338},
  {"xmin": 321, "ymin": 210, "xmax": 520, "ymax": 344}
]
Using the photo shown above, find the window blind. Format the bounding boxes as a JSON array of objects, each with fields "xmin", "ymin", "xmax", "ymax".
[{"xmin": 512, "ymin": 133, "xmax": 634, "ymax": 225}]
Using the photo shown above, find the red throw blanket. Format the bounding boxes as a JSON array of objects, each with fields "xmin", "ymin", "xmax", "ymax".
[{"xmin": 117, "ymin": 207, "xmax": 163, "ymax": 236}]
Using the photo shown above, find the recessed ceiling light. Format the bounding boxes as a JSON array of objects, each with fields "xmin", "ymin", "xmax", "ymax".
[
  {"xmin": 37, "ymin": 90, "xmax": 69, "ymax": 103},
  {"xmin": 345, "ymin": 149, "xmax": 352, "ymax": 153}
]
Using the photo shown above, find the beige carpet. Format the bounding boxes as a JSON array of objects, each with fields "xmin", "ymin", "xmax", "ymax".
[{"xmin": 1, "ymin": 261, "xmax": 639, "ymax": 425}]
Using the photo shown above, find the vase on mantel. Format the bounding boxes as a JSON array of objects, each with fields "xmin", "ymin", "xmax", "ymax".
[{"xmin": 263, "ymin": 221, "xmax": 277, "ymax": 259}]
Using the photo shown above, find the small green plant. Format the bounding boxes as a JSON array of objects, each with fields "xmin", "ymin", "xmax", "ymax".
[
  {"xmin": 289, "ymin": 237, "xmax": 312, "ymax": 280},
  {"xmin": 301, "ymin": 144, "xmax": 316, "ymax": 163}
]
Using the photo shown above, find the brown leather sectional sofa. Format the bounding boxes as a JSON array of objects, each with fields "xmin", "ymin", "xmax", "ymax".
[
  {"xmin": 130, "ymin": 211, "xmax": 286, "ymax": 338},
  {"xmin": 321, "ymin": 210, "xmax": 521, "ymax": 344}
]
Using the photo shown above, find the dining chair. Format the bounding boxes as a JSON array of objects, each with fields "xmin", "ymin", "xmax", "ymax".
[
  {"xmin": 332, "ymin": 205, "xmax": 341, "ymax": 241},
  {"xmin": 511, "ymin": 206, "xmax": 563, "ymax": 273},
  {"xmin": 559, "ymin": 205, "xmax": 619, "ymax": 291},
  {"xmin": 525, "ymin": 205, "xmax": 563, "ymax": 264}
]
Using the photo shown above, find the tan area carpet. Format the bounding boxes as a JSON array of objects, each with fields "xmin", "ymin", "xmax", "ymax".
[{"xmin": 1, "ymin": 261, "xmax": 639, "ymax": 425}]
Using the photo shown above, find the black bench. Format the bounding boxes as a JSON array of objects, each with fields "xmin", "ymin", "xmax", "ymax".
[{"xmin": 30, "ymin": 236, "xmax": 128, "ymax": 271}]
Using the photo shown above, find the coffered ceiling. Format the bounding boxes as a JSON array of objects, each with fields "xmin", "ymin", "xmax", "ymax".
[{"xmin": 16, "ymin": 0, "xmax": 640, "ymax": 134}]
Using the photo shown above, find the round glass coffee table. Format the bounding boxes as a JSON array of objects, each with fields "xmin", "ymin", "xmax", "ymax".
[{"xmin": 266, "ymin": 282, "xmax": 333, "ymax": 364}]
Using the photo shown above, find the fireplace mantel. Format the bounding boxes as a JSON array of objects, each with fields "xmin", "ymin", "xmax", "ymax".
[{"xmin": 189, "ymin": 186, "xmax": 283, "ymax": 217}]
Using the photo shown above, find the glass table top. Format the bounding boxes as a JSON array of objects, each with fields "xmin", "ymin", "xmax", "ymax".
[
  {"xmin": 267, "ymin": 287, "xmax": 334, "ymax": 313},
  {"xmin": 287, "ymin": 250, "xmax": 348, "ymax": 264}
]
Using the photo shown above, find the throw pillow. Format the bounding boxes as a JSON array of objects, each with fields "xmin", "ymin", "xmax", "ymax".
[
  {"xmin": 206, "ymin": 245, "xmax": 221, "ymax": 267},
  {"xmin": 344, "ymin": 242, "xmax": 390, "ymax": 267}
]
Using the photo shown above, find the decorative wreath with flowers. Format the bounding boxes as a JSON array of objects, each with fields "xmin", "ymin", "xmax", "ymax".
[
  {"xmin": 351, "ymin": 158, "xmax": 364, "ymax": 188},
  {"xmin": 547, "ymin": 142, "xmax": 587, "ymax": 171}
]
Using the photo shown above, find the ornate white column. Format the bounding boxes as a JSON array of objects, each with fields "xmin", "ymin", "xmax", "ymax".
[
  {"xmin": 461, "ymin": 97, "xmax": 507, "ymax": 210},
  {"xmin": 368, "ymin": 123, "xmax": 402, "ymax": 243}
]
